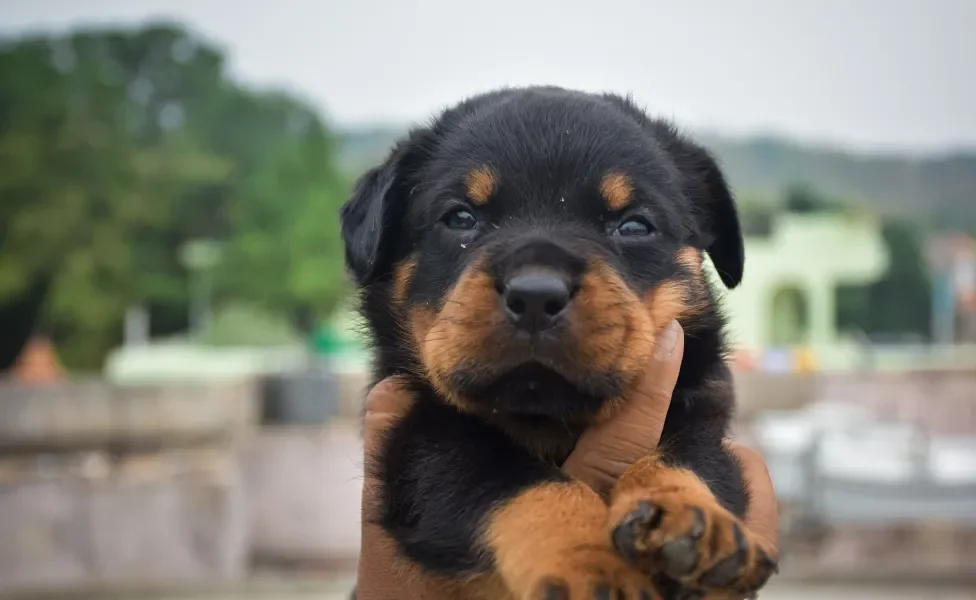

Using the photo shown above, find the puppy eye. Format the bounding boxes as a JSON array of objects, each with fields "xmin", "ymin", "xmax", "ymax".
[
  {"xmin": 614, "ymin": 216, "xmax": 654, "ymax": 237},
  {"xmin": 443, "ymin": 208, "xmax": 479, "ymax": 230}
]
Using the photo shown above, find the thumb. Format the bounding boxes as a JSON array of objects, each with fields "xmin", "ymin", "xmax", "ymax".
[
  {"xmin": 562, "ymin": 320, "xmax": 684, "ymax": 496},
  {"xmin": 358, "ymin": 379, "xmax": 454, "ymax": 600},
  {"xmin": 362, "ymin": 377, "xmax": 414, "ymax": 516}
]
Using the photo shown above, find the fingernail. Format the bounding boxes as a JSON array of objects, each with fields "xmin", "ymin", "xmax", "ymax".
[{"xmin": 653, "ymin": 320, "xmax": 681, "ymax": 359}]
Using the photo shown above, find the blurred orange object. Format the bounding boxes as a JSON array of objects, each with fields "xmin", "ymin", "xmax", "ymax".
[
  {"xmin": 12, "ymin": 336, "xmax": 65, "ymax": 385},
  {"xmin": 794, "ymin": 346, "xmax": 818, "ymax": 373},
  {"xmin": 732, "ymin": 347, "xmax": 756, "ymax": 371}
]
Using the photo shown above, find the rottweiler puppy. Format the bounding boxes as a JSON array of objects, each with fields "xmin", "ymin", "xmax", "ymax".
[{"xmin": 341, "ymin": 86, "xmax": 777, "ymax": 600}]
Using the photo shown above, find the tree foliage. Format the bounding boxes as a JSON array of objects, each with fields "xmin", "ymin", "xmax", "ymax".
[
  {"xmin": 783, "ymin": 182, "xmax": 843, "ymax": 214},
  {"xmin": 0, "ymin": 24, "xmax": 348, "ymax": 369},
  {"xmin": 836, "ymin": 220, "xmax": 933, "ymax": 340},
  {"xmin": 742, "ymin": 183, "xmax": 934, "ymax": 340}
]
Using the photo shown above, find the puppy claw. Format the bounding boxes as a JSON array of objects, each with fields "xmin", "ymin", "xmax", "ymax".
[
  {"xmin": 697, "ymin": 523, "xmax": 747, "ymax": 586},
  {"xmin": 529, "ymin": 552, "xmax": 661, "ymax": 600},
  {"xmin": 742, "ymin": 548, "xmax": 778, "ymax": 591},
  {"xmin": 655, "ymin": 506, "xmax": 705, "ymax": 578},
  {"xmin": 698, "ymin": 555, "xmax": 741, "ymax": 588},
  {"xmin": 759, "ymin": 548, "xmax": 779, "ymax": 575},
  {"xmin": 658, "ymin": 536, "xmax": 700, "ymax": 577},
  {"xmin": 541, "ymin": 579, "xmax": 570, "ymax": 600},
  {"xmin": 611, "ymin": 501, "xmax": 663, "ymax": 560}
]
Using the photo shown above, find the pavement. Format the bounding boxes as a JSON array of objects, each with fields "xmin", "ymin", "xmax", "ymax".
[{"xmin": 98, "ymin": 578, "xmax": 975, "ymax": 600}]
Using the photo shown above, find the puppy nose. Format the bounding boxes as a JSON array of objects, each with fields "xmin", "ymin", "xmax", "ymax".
[{"xmin": 503, "ymin": 270, "xmax": 572, "ymax": 332}]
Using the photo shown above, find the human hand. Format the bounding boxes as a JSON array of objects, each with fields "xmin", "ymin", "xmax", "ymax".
[{"xmin": 355, "ymin": 320, "xmax": 778, "ymax": 599}]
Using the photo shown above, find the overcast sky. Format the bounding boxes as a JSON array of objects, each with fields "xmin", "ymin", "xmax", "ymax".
[{"xmin": 3, "ymin": 0, "xmax": 974, "ymax": 153}]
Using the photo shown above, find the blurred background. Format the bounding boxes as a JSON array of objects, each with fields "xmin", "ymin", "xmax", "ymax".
[{"xmin": 1, "ymin": 1, "xmax": 975, "ymax": 599}]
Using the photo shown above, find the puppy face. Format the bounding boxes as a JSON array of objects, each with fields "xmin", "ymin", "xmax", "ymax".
[{"xmin": 342, "ymin": 87, "xmax": 742, "ymax": 434}]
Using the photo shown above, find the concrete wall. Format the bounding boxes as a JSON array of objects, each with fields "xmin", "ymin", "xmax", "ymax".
[
  {"xmin": 734, "ymin": 371, "xmax": 818, "ymax": 420},
  {"xmin": 241, "ymin": 425, "xmax": 363, "ymax": 565},
  {"xmin": 0, "ymin": 379, "xmax": 258, "ymax": 594},
  {"xmin": 819, "ymin": 370, "xmax": 976, "ymax": 436},
  {"xmin": 0, "ymin": 448, "xmax": 248, "ymax": 595},
  {"xmin": 0, "ymin": 379, "xmax": 257, "ymax": 450}
]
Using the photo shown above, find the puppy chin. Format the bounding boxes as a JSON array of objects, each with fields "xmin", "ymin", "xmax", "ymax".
[{"xmin": 449, "ymin": 361, "xmax": 623, "ymax": 424}]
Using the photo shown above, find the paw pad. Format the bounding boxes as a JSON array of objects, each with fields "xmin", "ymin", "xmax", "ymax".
[{"xmin": 609, "ymin": 498, "xmax": 778, "ymax": 598}]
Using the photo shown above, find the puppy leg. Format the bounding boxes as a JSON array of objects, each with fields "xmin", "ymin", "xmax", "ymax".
[
  {"xmin": 378, "ymin": 400, "xmax": 658, "ymax": 600},
  {"xmin": 486, "ymin": 480, "xmax": 660, "ymax": 600},
  {"xmin": 607, "ymin": 453, "xmax": 777, "ymax": 599}
]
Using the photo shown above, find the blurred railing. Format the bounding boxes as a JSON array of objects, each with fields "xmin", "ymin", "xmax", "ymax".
[{"xmin": 753, "ymin": 373, "xmax": 976, "ymax": 580}]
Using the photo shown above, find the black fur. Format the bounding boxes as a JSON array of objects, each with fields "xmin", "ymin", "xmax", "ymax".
[
  {"xmin": 378, "ymin": 391, "xmax": 569, "ymax": 574},
  {"xmin": 343, "ymin": 87, "xmax": 747, "ymax": 582}
]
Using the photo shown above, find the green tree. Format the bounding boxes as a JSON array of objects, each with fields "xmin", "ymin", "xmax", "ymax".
[
  {"xmin": 0, "ymin": 23, "xmax": 348, "ymax": 369},
  {"xmin": 783, "ymin": 182, "xmax": 842, "ymax": 214},
  {"xmin": 199, "ymin": 91, "xmax": 350, "ymax": 330},
  {"xmin": 837, "ymin": 220, "xmax": 932, "ymax": 339}
]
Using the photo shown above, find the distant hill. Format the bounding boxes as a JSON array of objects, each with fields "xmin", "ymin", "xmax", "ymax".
[
  {"xmin": 702, "ymin": 136, "xmax": 976, "ymax": 229},
  {"xmin": 337, "ymin": 126, "xmax": 976, "ymax": 231},
  {"xmin": 336, "ymin": 127, "xmax": 405, "ymax": 174}
]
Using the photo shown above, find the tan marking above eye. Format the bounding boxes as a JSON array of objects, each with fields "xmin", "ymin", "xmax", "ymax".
[
  {"xmin": 599, "ymin": 172, "xmax": 634, "ymax": 211},
  {"xmin": 464, "ymin": 166, "xmax": 497, "ymax": 206}
]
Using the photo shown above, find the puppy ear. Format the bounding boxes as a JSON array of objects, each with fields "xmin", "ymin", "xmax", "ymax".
[
  {"xmin": 695, "ymin": 156, "xmax": 744, "ymax": 289},
  {"xmin": 653, "ymin": 123, "xmax": 744, "ymax": 288},
  {"xmin": 339, "ymin": 138, "xmax": 417, "ymax": 286}
]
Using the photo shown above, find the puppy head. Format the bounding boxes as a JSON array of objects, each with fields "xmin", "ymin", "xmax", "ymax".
[{"xmin": 341, "ymin": 87, "xmax": 742, "ymax": 433}]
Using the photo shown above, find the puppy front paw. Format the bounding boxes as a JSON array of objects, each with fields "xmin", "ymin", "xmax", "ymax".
[
  {"xmin": 524, "ymin": 545, "xmax": 662, "ymax": 600},
  {"xmin": 609, "ymin": 493, "xmax": 776, "ymax": 599}
]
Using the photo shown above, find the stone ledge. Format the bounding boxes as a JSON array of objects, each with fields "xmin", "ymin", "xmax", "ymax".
[
  {"xmin": 0, "ymin": 448, "xmax": 248, "ymax": 596},
  {"xmin": 0, "ymin": 380, "xmax": 257, "ymax": 451}
]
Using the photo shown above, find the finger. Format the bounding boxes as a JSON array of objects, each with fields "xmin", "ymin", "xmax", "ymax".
[
  {"xmin": 562, "ymin": 320, "xmax": 685, "ymax": 495},
  {"xmin": 363, "ymin": 377, "xmax": 415, "ymax": 523},
  {"xmin": 363, "ymin": 376, "xmax": 414, "ymax": 465},
  {"xmin": 358, "ymin": 378, "xmax": 454, "ymax": 599},
  {"xmin": 727, "ymin": 442, "xmax": 780, "ymax": 557},
  {"xmin": 356, "ymin": 527, "xmax": 456, "ymax": 600}
]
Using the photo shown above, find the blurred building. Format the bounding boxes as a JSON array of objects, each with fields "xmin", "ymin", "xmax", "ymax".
[
  {"xmin": 722, "ymin": 211, "xmax": 889, "ymax": 364},
  {"xmin": 927, "ymin": 233, "xmax": 976, "ymax": 344}
]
